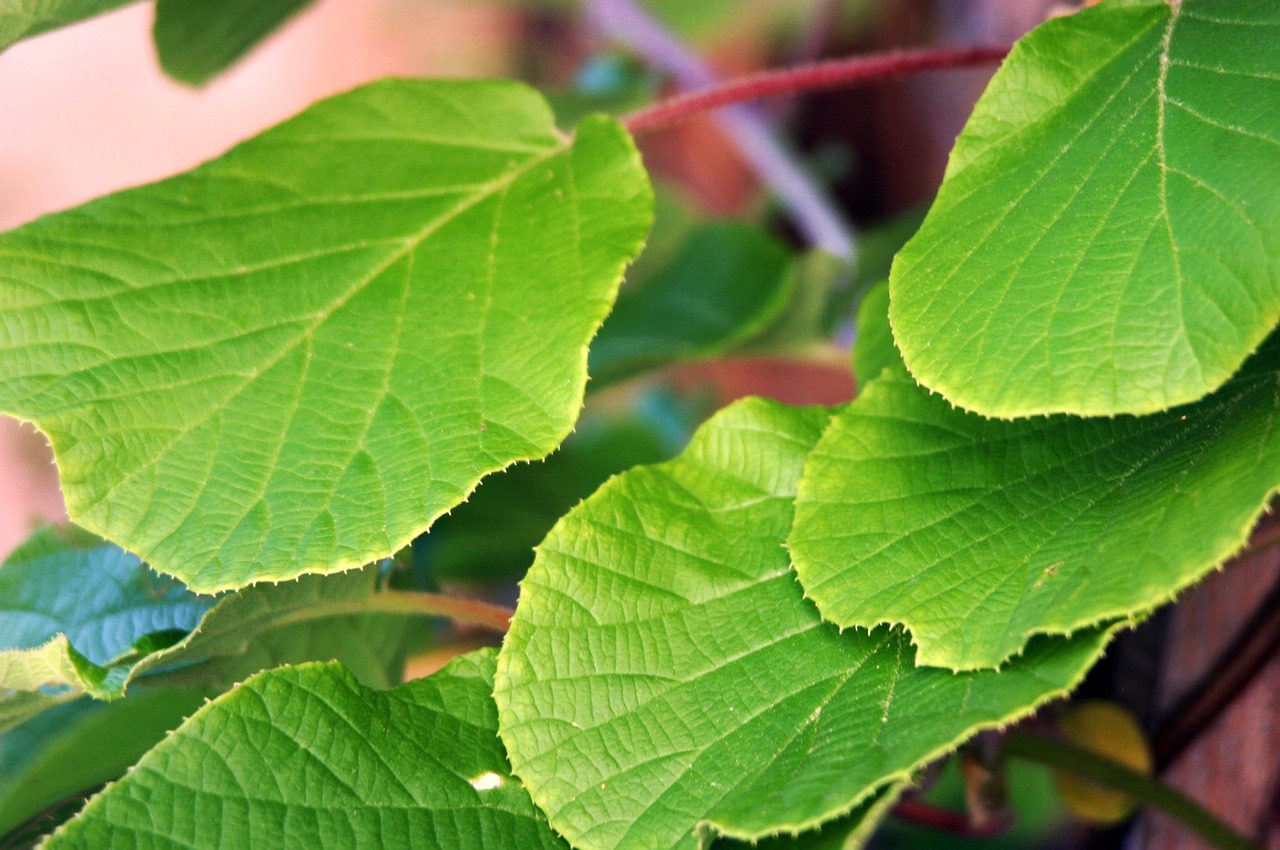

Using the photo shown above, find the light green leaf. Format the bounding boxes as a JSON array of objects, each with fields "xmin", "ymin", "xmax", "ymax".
[
  {"xmin": 0, "ymin": 79, "xmax": 652, "ymax": 593},
  {"xmin": 46, "ymin": 651, "xmax": 569, "ymax": 850},
  {"xmin": 494, "ymin": 398, "xmax": 1113, "ymax": 850},
  {"xmin": 790, "ymin": 325, "xmax": 1280, "ymax": 670},
  {"xmin": 0, "ymin": 0, "xmax": 134, "ymax": 52},
  {"xmin": 0, "ymin": 687, "xmax": 209, "ymax": 839},
  {"xmin": 890, "ymin": 0, "xmax": 1280, "ymax": 417},
  {"xmin": 153, "ymin": 0, "xmax": 314, "ymax": 85},
  {"xmin": 0, "ymin": 527, "xmax": 410, "ymax": 705},
  {"xmin": 589, "ymin": 222, "xmax": 793, "ymax": 385}
]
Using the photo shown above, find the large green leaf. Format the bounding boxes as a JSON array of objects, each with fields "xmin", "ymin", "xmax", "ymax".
[
  {"xmin": 0, "ymin": 686, "xmax": 209, "ymax": 840},
  {"xmin": 589, "ymin": 222, "xmax": 794, "ymax": 386},
  {"xmin": 0, "ymin": 79, "xmax": 652, "ymax": 593},
  {"xmin": 0, "ymin": 527, "xmax": 410, "ymax": 706},
  {"xmin": 890, "ymin": 0, "xmax": 1280, "ymax": 417},
  {"xmin": 494, "ymin": 398, "xmax": 1113, "ymax": 850},
  {"xmin": 46, "ymin": 651, "xmax": 569, "ymax": 850},
  {"xmin": 790, "ymin": 321, "xmax": 1280, "ymax": 670},
  {"xmin": 0, "ymin": 0, "xmax": 133, "ymax": 52},
  {"xmin": 153, "ymin": 0, "xmax": 314, "ymax": 85}
]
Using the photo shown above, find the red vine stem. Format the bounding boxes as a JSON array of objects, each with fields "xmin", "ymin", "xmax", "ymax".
[
  {"xmin": 890, "ymin": 799, "xmax": 1012, "ymax": 838},
  {"xmin": 623, "ymin": 45, "xmax": 1011, "ymax": 135}
]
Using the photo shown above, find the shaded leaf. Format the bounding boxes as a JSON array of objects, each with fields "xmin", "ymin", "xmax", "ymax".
[
  {"xmin": 0, "ymin": 527, "xmax": 410, "ymax": 707},
  {"xmin": 46, "ymin": 651, "xmax": 569, "ymax": 850},
  {"xmin": 790, "ymin": 320, "xmax": 1280, "ymax": 669},
  {"xmin": 0, "ymin": 0, "xmax": 133, "ymax": 52},
  {"xmin": 495, "ymin": 398, "xmax": 1114, "ymax": 850},
  {"xmin": 890, "ymin": 0, "xmax": 1280, "ymax": 416},
  {"xmin": 850, "ymin": 280, "xmax": 901, "ymax": 385},
  {"xmin": 153, "ymin": 0, "xmax": 313, "ymax": 85},
  {"xmin": 712, "ymin": 785, "xmax": 907, "ymax": 850},
  {"xmin": 427, "ymin": 392, "xmax": 693, "ymax": 583},
  {"xmin": 0, "ymin": 526, "xmax": 210, "ymax": 669},
  {"xmin": 0, "ymin": 79, "xmax": 652, "ymax": 593},
  {"xmin": 589, "ymin": 222, "xmax": 793, "ymax": 385},
  {"xmin": 0, "ymin": 687, "xmax": 208, "ymax": 839}
]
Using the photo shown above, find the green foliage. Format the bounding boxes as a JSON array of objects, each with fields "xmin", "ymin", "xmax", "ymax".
[
  {"xmin": 1, "ymin": 1, "xmax": 1275, "ymax": 847},
  {"xmin": 590, "ymin": 222, "xmax": 794, "ymax": 385},
  {"xmin": 0, "ymin": 529, "xmax": 410, "ymax": 708},
  {"xmin": 791, "ymin": 316, "xmax": 1280, "ymax": 670},
  {"xmin": 0, "ymin": 0, "xmax": 132, "ymax": 52},
  {"xmin": 45, "ymin": 651, "xmax": 569, "ymax": 850},
  {"xmin": 495, "ymin": 400, "xmax": 1115, "ymax": 850},
  {"xmin": 427, "ymin": 392, "xmax": 694, "ymax": 583},
  {"xmin": 891, "ymin": 0, "xmax": 1280, "ymax": 417},
  {"xmin": 153, "ymin": 0, "xmax": 314, "ymax": 85},
  {"xmin": 0, "ymin": 79, "xmax": 652, "ymax": 594}
]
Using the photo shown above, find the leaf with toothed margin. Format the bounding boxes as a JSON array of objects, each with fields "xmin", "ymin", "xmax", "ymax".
[
  {"xmin": 0, "ymin": 526, "xmax": 411, "ymax": 714},
  {"xmin": 710, "ymin": 783, "xmax": 908, "ymax": 850},
  {"xmin": 890, "ymin": 0, "xmax": 1280, "ymax": 417},
  {"xmin": 0, "ymin": 78, "xmax": 652, "ymax": 594},
  {"xmin": 791, "ymin": 297, "xmax": 1280, "ymax": 670},
  {"xmin": 45, "ymin": 651, "xmax": 570, "ymax": 850},
  {"xmin": 494, "ymin": 398, "xmax": 1116, "ymax": 850}
]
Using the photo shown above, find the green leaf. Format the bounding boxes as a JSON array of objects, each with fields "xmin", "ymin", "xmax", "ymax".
[
  {"xmin": 0, "ymin": 687, "xmax": 209, "ymax": 839},
  {"xmin": 0, "ymin": 0, "xmax": 133, "ymax": 52},
  {"xmin": 889, "ymin": 0, "xmax": 1280, "ymax": 417},
  {"xmin": 153, "ymin": 0, "xmax": 314, "ymax": 85},
  {"xmin": 0, "ymin": 526, "xmax": 211, "ymax": 669},
  {"xmin": 0, "ymin": 527, "xmax": 410, "ymax": 705},
  {"xmin": 428, "ymin": 392, "xmax": 692, "ymax": 582},
  {"xmin": 46, "ymin": 651, "xmax": 570, "ymax": 850},
  {"xmin": 589, "ymin": 222, "xmax": 793, "ymax": 385},
  {"xmin": 494, "ymin": 398, "xmax": 1114, "ymax": 850},
  {"xmin": 790, "ymin": 325, "xmax": 1280, "ymax": 670},
  {"xmin": 851, "ymin": 280, "xmax": 901, "ymax": 385},
  {"xmin": 0, "ymin": 79, "xmax": 652, "ymax": 593},
  {"xmin": 712, "ymin": 785, "xmax": 906, "ymax": 850}
]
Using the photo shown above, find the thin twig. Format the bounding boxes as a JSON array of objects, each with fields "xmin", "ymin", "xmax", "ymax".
[
  {"xmin": 274, "ymin": 590, "xmax": 514, "ymax": 633},
  {"xmin": 623, "ymin": 45, "xmax": 1010, "ymax": 135},
  {"xmin": 891, "ymin": 799, "xmax": 1012, "ymax": 838},
  {"xmin": 1004, "ymin": 730, "xmax": 1261, "ymax": 850},
  {"xmin": 586, "ymin": 0, "xmax": 856, "ymax": 260}
]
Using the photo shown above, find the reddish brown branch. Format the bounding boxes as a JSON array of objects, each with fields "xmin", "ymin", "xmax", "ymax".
[
  {"xmin": 623, "ymin": 45, "xmax": 1011, "ymax": 135},
  {"xmin": 890, "ymin": 799, "xmax": 1012, "ymax": 838}
]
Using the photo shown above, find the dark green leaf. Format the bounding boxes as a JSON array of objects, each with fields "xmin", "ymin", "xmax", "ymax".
[
  {"xmin": 589, "ymin": 222, "xmax": 793, "ymax": 385},
  {"xmin": 153, "ymin": 0, "xmax": 313, "ymax": 85},
  {"xmin": 0, "ymin": 687, "xmax": 209, "ymax": 839}
]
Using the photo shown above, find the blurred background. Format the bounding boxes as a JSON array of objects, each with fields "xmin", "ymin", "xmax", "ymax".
[{"xmin": 0, "ymin": 2, "xmax": 1275, "ymax": 848}]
